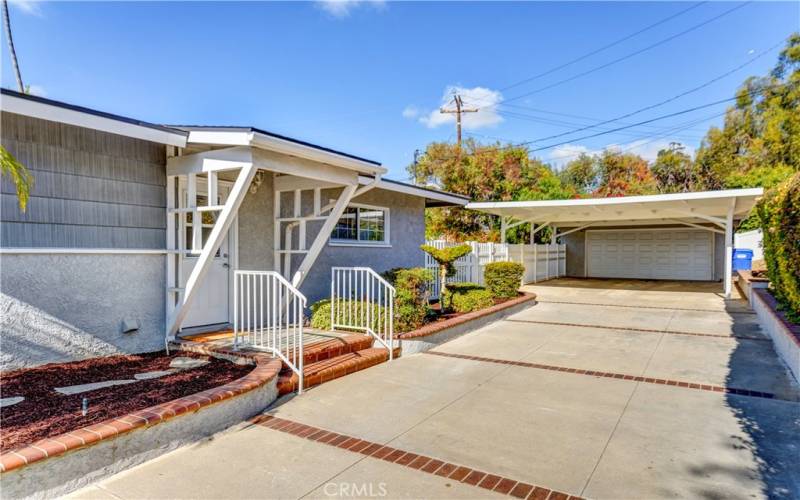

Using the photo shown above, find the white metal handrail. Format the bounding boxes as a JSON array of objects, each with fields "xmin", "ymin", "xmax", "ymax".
[
  {"xmin": 331, "ymin": 267, "xmax": 396, "ymax": 360},
  {"xmin": 233, "ymin": 270, "xmax": 307, "ymax": 393}
]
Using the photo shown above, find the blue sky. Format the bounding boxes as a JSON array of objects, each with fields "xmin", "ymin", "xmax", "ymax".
[{"xmin": 2, "ymin": 1, "xmax": 797, "ymax": 180}]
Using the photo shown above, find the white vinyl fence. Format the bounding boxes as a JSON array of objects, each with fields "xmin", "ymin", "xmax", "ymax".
[{"xmin": 425, "ymin": 240, "xmax": 566, "ymax": 298}]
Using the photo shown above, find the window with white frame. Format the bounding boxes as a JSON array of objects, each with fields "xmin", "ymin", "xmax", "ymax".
[{"xmin": 331, "ymin": 204, "xmax": 389, "ymax": 245}]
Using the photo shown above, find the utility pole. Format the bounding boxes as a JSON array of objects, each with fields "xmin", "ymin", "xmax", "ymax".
[
  {"xmin": 412, "ymin": 149, "xmax": 421, "ymax": 185},
  {"xmin": 439, "ymin": 94, "xmax": 478, "ymax": 146}
]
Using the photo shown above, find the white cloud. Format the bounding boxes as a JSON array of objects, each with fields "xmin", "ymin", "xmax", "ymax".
[
  {"xmin": 316, "ymin": 0, "xmax": 385, "ymax": 18},
  {"xmin": 419, "ymin": 85, "xmax": 504, "ymax": 130},
  {"xmin": 547, "ymin": 138, "xmax": 695, "ymax": 168},
  {"xmin": 9, "ymin": 0, "xmax": 42, "ymax": 16},
  {"xmin": 402, "ymin": 105, "xmax": 419, "ymax": 119},
  {"xmin": 25, "ymin": 84, "xmax": 46, "ymax": 97}
]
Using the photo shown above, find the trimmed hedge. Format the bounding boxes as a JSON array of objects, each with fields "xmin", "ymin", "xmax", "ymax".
[
  {"xmin": 393, "ymin": 268, "xmax": 433, "ymax": 332},
  {"xmin": 756, "ymin": 172, "xmax": 800, "ymax": 321},
  {"xmin": 310, "ymin": 299, "xmax": 387, "ymax": 332},
  {"xmin": 450, "ymin": 288, "xmax": 494, "ymax": 313},
  {"xmin": 484, "ymin": 261, "xmax": 525, "ymax": 299},
  {"xmin": 441, "ymin": 282, "xmax": 483, "ymax": 312},
  {"xmin": 310, "ymin": 267, "xmax": 433, "ymax": 333}
]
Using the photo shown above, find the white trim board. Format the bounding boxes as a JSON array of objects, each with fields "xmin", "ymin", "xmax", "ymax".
[
  {"xmin": 0, "ymin": 248, "xmax": 167, "ymax": 254},
  {"xmin": 1, "ymin": 92, "xmax": 187, "ymax": 147}
]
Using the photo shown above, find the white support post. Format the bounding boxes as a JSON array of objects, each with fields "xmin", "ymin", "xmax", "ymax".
[
  {"xmin": 188, "ymin": 174, "xmax": 201, "ymax": 253},
  {"xmin": 724, "ymin": 198, "xmax": 735, "ymax": 298},
  {"xmin": 292, "ymin": 184, "xmax": 358, "ymax": 289},
  {"xmin": 551, "ymin": 226, "xmax": 557, "ymax": 245},
  {"xmin": 313, "ymin": 188, "xmax": 321, "ymax": 216},
  {"xmin": 167, "ymin": 163, "xmax": 258, "ymax": 338},
  {"xmin": 273, "ymin": 186, "xmax": 281, "ymax": 274},
  {"xmin": 500, "ymin": 217, "xmax": 507, "ymax": 244},
  {"xmin": 207, "ymin": 171, "xmax": 218, "ymax": 207},
  {"xmin": 165, "ymin": 175, "xmax": 177, "ymax": 340}
]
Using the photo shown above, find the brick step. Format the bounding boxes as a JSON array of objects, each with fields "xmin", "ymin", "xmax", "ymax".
[
  {"xmin": 277, "ymin": 347, "xmax": 400, "ymax": 395},
  {"xmin": 298, "ymin": 334, "xmax": 375, "ymax": 366}
]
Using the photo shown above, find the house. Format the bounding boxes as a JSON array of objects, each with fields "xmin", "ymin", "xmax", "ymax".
[
  {"xmin": 467, "ymin": 188, "xmax": 763, "ymax": 299},
  {"xmin": 0, "ymin": 89, "xmax": 468, "ymax": 371}
]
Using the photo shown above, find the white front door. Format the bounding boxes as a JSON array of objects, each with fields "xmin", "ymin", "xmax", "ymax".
[
  {"xmin": 179, "ymin": 181, "xmax": 233, "ymax": 328},
  {"xmin": 587, "ymin": 229, "xmax": 713, "ymax": 281}
]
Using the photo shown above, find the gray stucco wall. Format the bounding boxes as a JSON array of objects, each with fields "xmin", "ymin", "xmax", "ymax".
[
  {"xmin": 1, "ymin": 113, "xmax": 168, "ymax": 370},
  {"xmin": 1, "ymin": 254, "xmax": 165, "ymax": 371},
  {"xmin": 560, "ymin": 225, "xmax": 725, "ymax": 281},
  {"xmin": 285, "ymin": 187, "xmax": 426, "ymax": 305},
  {"xmin": 236, "ymin": 174, "xmax": 274, "ymax": 271},
  {"xmin": 1, "ymin": 112, "xmax": 167, "ymax": 248}
]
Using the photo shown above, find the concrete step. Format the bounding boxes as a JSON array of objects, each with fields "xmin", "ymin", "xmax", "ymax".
[{"xmin": 277, "ymin": 346, "xmax": 401, "ymax": 395}]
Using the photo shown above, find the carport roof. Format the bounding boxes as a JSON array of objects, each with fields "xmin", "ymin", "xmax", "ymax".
[{"xmin": 466, "ymin": 188, "xmax": 764, "ymax": 227}]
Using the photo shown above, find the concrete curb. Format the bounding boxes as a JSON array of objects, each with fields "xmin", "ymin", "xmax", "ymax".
[
  {"xmin": 400, "ymin": 294, "xmax": 536, "ymax": 355},
  {"xmin": 1, "ymin": 347, "xmax": 281, "ymax": 500}
]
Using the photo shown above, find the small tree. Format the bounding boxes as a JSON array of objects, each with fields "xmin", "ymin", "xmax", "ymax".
[
  {"xmin": 420, "ymin": 244, "xmax": 472, "ymax": 305},
  {"xmin": 1, "ymin": 145, "xmax": 33, "ymax": 212}
]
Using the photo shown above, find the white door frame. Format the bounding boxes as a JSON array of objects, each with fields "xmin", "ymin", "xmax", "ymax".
[
  {"xmin": 177, "ymin": 177, "xmax": 239, "ymax": 326},
  {"xmin": 584, "ymin": 227, "xmax": 714, "ymax": 281}
]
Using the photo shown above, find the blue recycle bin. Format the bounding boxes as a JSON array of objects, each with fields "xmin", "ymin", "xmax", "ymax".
[{"xmin": 732, "ymin": 248, "xmax": 754, "ymax": 271}]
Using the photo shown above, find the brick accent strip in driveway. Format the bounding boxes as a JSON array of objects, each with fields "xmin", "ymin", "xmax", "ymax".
[
  {"xmin": 534, "ymin": 299, "xmax": 756, "ymax": 315},
  {"xmin": 425, "ymin": 351, "xmax": 789, "ymax": 402},
  {"xmin": 252, "ymin": 415, "xmax": 582, "ymax": 500},
  {"xmin": 505, "ymin": 318, "xmax": 770, "ymax": 342}
]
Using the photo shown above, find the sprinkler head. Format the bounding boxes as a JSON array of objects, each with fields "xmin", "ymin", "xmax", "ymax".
[{"xmin": 81, "ymin": 397, "xmax": 88, "ymax": 416}]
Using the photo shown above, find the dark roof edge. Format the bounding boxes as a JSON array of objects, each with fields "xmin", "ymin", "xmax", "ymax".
[
  {"xmin": 379, "ymin": 177, "xmax": 470, "ymax": 201},
  {"xmin": 174, "ymin": 125, "xmax": 381, "ymax": 166},
  {"xmin": 1, "ymin": 88, "xmax": 188, "ymax": 137}
]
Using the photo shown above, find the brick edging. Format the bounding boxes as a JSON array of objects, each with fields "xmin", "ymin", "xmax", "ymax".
[
  {"xmin": 253, "ymin": 415, "xmax": 580, "ymax": 500},
  {"xmin": 425, "ymin": 351, "xmax": 793, "ymax": 402},
  {"xmin": 752, "ymin": 289, "xmax": 800, "ymax": 348},
  {"xmin": 0, "ymin": 346, "xmax": 282, "ymax": 473},
  {"xmin": 398, "ymin": 293, "xmax": 537, "ymax": 340},
  {"xmin": 505, "ymin": 318, "xmax": 770, "ymax": 342}
]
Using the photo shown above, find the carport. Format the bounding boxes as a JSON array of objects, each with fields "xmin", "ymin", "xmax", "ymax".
[{"xmin": 466, "ymin": 188, "xmax": 763, "ymax": 298}]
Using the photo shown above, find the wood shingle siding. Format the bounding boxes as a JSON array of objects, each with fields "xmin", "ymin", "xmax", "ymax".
[{"xmin": 1, "ymin": 112, "xmax": 167, "ymax": 248}]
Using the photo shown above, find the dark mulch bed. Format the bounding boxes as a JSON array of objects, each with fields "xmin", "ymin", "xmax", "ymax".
[{"xmin": 0, "ymin": 351, "xmax": 252, "ymax": 452}]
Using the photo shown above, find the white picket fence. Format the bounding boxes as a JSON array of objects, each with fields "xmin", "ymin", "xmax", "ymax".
[{"xmin": 424, "ymin": 240, "xmax": 566, "ymax": 298}]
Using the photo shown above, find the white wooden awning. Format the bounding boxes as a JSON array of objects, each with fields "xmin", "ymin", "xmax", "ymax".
[{"xmin": 466, "ymin": 188, "xmax": 764, "ymax": 227}]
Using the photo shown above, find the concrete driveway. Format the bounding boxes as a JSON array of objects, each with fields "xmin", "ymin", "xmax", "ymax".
[{"xmin": 72, "ymin": 279, "xmax": 800, "ymax": 500}]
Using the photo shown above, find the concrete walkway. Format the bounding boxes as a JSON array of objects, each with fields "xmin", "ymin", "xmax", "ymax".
[{"xmin": 71, "ymin": 280, "xmax": 800, "ymax": 499}]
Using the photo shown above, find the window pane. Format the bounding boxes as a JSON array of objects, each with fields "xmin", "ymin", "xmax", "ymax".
[
  {"xmin": 358, "ymin": 208, "xmax": 385, "ymax": 242},
  {"xmin": 332, "ymin": 207, "xmax": 358, "ymax": 240},
  {"xmin": 184, "ymin": 225, "xmax": 221, "ymax": 256}
]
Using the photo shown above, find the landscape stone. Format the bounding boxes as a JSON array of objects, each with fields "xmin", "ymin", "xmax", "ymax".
[
  {"xmin": 169, "ymin": 357, "xmax": 210, "ymax": 370},
  {"xmin": 55, "ymin": 379, "xmax": 137, "ymax": 395},
  {"xmin": 0, "ymin": 396, "xmax": 24, "ymax": 408}
]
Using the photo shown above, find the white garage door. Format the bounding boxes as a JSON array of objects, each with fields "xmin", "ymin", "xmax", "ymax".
[{"xmin": 587, "ymin": 229, "xmax": 713, "ymax": 281}]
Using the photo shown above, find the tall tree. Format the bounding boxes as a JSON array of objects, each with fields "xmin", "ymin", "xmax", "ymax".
[
  {"xmin": 694, "ymin": 33, "xmax": 800, "ymax": 192},
  {"xmin": 593, "ymin": 150, "xmax": 657, "ymax": 197},
  {"xmin": 559, "ymin": 153, "xmax": 598, "ymax": 195},
  {"xmin": 2, "ymin": 0, "xmax": 24, "ymax": 92},
  {"xmin": 410, "ymin": 139, "xmax": 571, "ymax": 241},
  {"xmin": 651, "ymin": 143, "xmax": 696, "ymax": 193}
]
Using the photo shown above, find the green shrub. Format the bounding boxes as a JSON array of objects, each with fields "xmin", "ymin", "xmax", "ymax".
[
  {"xmin": 441, "ymin": 282, "xmax": 483, "ymax": 311},
  {"xmin": 420, "ymin": 244, "xmax": 472, "ymax": 294},
  {"xmin": 484, "ymin": 261, "xmax": 525, "ymax": 299},
  {"xmin": 445, "ymin": 285, "xmax": 494, "ymax": 313},
  {"xmin": 393, "ymin": 267, "xmax": 433, "ymax": 332},
  {"xmin": 311, "ymin": 267, "xmax": 433, "ymax": 333},
  {"xmin": 309, "ymin": 299, "xmax": 387, "ymax": 332},
  {"xmin": 756, "ymin": 172, "xmax": 800, "ymax": 322}
]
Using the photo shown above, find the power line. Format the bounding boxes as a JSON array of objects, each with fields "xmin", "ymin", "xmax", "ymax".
[
  {"xmin": 513, "ymin": 37, "xmax": 786, "ymax": 144},
  {"xmin": 523, "ymin": 82, "xmax": 790, "ymax": 152},
  {"xmin": 465, "ymin": 1, "xmax": 751, "ymax": 110},
  {"xmin": 499, "ymin": 2, "xmax": 708, "ymax": 93}
]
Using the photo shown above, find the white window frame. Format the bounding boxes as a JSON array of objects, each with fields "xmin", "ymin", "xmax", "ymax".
[{"xmin": 329, "ymin": 202, "xmax": 391, "ymax": 247}]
